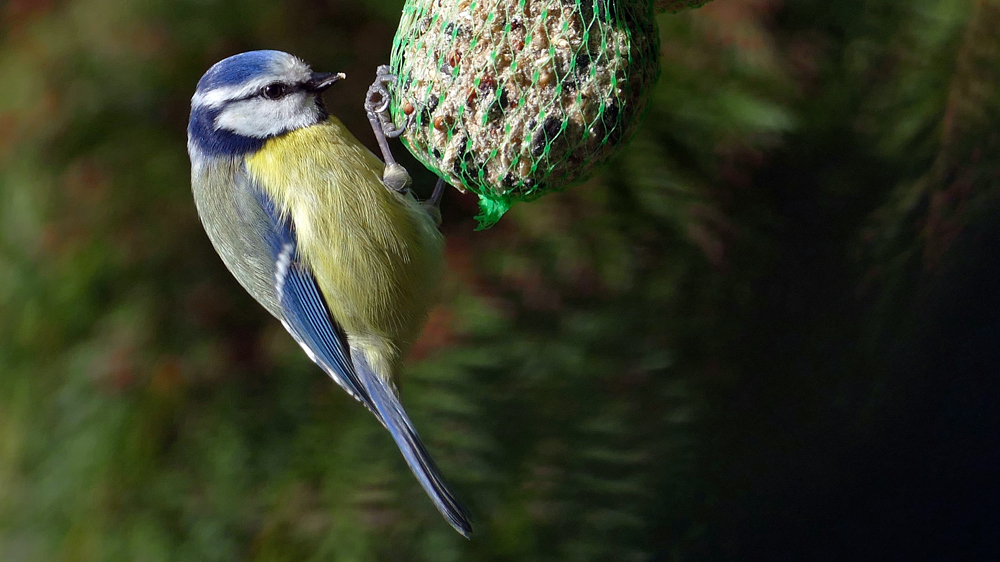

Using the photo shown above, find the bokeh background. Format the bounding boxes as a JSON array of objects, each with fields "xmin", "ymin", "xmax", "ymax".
[{"xmin": 1, "ymin": 0, "xmax": 999, "ymax": 559}]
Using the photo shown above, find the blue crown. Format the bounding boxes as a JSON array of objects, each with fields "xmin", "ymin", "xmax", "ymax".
[{"xmin": 196, "ymin": 50, "xmax": 286, "ymax": 92}]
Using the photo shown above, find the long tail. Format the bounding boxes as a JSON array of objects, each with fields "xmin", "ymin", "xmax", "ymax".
[{"xmin": 353, "ymin": 353, "xmax": 473, "ymax": 537}]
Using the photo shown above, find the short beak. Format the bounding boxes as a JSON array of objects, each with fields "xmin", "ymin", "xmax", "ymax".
[{"xmin": 305, "ymin": 72, "xmax": 345, "ymax": 93}]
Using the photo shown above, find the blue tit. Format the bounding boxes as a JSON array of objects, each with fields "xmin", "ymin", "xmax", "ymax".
[{"xmin": 186, "ymin": 50, "xmax": 470, "ymax": 537}]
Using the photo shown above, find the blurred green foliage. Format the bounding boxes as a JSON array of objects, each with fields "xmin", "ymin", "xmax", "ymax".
[{"xmin": 1, "ymin": 0, "xmax": 999, "ymax": 560}]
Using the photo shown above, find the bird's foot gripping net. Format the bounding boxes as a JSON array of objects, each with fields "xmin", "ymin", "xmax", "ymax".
[{"xmin": 366, "ymin": 65, "xmax": 413, "ymax": 194}]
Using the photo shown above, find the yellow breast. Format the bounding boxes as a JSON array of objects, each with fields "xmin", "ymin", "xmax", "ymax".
[{"xmin": 245, "ymin": 118, "xmax": 443, "ymax": 375}]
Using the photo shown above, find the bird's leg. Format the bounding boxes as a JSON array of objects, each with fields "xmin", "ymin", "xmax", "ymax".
[
  {"xmin": 365, "ymin": 65, "xmax": 413, "ymax": 194},
  {"xmin": 422, "ymin": 178, "xmax": 445, "ymax": 226}
]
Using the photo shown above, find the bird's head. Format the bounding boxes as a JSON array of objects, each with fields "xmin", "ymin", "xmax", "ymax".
[{"xmin": 188, "ymin": 50, "xmax": 343, "ymax": 157}]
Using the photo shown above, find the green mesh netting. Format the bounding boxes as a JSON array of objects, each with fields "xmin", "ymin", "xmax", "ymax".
[{"xmin": 389, "ymin": 0, "xmax": 662, "ymax": 228}]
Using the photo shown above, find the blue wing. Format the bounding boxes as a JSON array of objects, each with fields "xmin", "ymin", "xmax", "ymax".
[
  {"xmin": 353, "ymin": 352, "xmax": 473, "ymax": 537},
  {"xmin": 253, "ymin": 186, "xmax": 472, "ymax": 537},
  {"xmin": 255, "ymin": 190, "xmax": 373, "ymax": 408}
]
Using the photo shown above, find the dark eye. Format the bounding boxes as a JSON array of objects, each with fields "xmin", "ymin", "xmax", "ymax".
[{"xmin": 262, "ymin": 83, "xmax": 286, "ymax": 100}]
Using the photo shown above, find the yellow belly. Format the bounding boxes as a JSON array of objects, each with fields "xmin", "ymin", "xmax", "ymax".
[{"xmin": 245, "ymin": 118, "xmax": 443, "ymax": 375}]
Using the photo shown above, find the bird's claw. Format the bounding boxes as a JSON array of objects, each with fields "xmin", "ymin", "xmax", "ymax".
[{"xmin": 365, "ymin": 66, "xmax": 409, "ymax": 139}]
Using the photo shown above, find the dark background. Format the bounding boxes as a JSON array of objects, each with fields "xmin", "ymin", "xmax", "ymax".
[{"xmin": 1, "ymin": 0, "xmax": 998, "ymax": 560}]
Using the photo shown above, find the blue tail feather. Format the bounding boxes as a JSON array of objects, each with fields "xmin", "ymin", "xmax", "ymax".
[{"xmin": 354, "ymin": 353, "xmax": 474, "ymax": 538}]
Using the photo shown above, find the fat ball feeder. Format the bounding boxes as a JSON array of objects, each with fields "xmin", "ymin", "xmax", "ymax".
[{"xmin": 386, "ymin": 0, "xmax": 712, "ymax": 227}]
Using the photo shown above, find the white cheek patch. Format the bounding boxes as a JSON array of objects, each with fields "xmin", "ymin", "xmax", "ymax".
[{"xmin": 214, "ymin": 93, "xmax": 321, "ymax": 138}]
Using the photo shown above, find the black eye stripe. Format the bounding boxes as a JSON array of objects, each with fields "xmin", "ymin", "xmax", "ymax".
[{"xmin": 225, "ymin": 82, "xmax": 309, "ymax": 104}]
